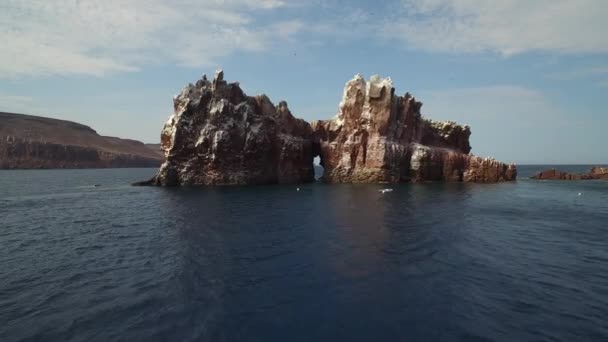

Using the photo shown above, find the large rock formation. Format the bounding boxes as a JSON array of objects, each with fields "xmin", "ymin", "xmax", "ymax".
[
  {"xmin": 531, "ymin": 167, "xmax": 608, "ymax": 180},
  {"xmin": 312, "ymin": 74, "xmax": 516, "ymax": 183},
  {"xmin": 141, "ymin": 71, "xmax": 516, "ymax": 186},
  {"xmin": 0, "ymin": 112, "xmax": 162, "ymax": 169},
  {"xmin": 142, "ymin": 70, "xmax": 314, "ymax": 186}
]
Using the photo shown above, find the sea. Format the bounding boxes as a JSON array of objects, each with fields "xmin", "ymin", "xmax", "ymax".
[{"xmin": 1, "ymin": 165, "xmax": 607, "ymax": 341}]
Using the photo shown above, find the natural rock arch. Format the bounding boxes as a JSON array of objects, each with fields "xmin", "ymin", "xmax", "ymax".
[{"xmin": 137, "ymin": 71, "xmax": 516, "ymax": 186}]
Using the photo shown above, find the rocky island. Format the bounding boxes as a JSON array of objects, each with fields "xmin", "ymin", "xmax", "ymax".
[
  {"xmin": 0, "ymin": 112, "xmax": 163, "ymax": 169},
  {"xmin": 140, "ymin": 70, "xmax": 314, "ymax": 186},
  {"xmin": 312, "ymin": 74, "xmax": 516, "ymax": 183},
  {"xmin": 139, "ymin": 71, "xmax": 516, "ymax": 186},
  {"xmin": 531, "ymin": 167, "xmax": 608, "ymax": 180}
]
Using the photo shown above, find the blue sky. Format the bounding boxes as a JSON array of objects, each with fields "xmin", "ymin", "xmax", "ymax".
[{"xmin": 1, "ymin": 0, "xmax": 607, "ymax": 164}]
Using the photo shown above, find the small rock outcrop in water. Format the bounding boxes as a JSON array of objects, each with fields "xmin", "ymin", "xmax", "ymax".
[
  {"xmin": 312, "ymin": 74, "xmax": 516, "ymax": 183},
  {"xmin": 141, "ymin": 70, "xmax": 314, "ymax": 186},
  {"xmin": 531, "ymin": 167, "xmax": 608, "ymax": 180},
  {"xmin": 591, "ymin": 167, "xmax": 608, "ymax": 179},
  {"xmin": 0, "ymin": 112, "xmax": 162, "ymax": 169},
  {"xmin": 141, "ymin": 72, "xmax": 516, "ymax": 186}
]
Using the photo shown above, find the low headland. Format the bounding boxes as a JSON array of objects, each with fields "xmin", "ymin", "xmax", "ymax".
[
  {"xmin": 0, "ymin": 112, "xmax": 163, "ymax": 169},
  {"xmin": 531, "ymin": 167, "xmax": 608, "ymax": 180}
]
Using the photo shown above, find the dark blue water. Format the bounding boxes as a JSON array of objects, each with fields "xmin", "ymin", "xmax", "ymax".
[{"xmin": 1, "ymin": 166, "xmax": 607, "ymax": 341}]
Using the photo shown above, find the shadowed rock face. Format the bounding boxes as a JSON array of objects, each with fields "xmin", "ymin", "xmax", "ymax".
[
  {"xmin": 144, "ymin": 71, "xmax": 314, "ymax": 186},
  {"xmin": 531, "ymin": 167, "xmax": 608, "ymax": 180},
  {"xmin": 312, "ymin": 74, "xmax": 516, "ymax": 183},
  {"xmin": 0, "ymin": 112, "xmax": 162, "ymax": 169}
]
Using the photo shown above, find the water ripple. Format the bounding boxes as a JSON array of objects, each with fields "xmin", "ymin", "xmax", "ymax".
[{"xmin": 0, "ymin": 168, "xmax": 607, "ymax": 341}]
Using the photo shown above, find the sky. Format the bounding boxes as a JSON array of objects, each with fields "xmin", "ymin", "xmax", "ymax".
[{"xmin": 1, "ymin": 0, "xmax": 607, "ymax": 164}]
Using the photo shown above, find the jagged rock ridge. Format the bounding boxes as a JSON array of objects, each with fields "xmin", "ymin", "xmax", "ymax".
[
  {"xmin": 142, "ymin": 70, "xmax": 314, "ymax": 186},
  {"xmin": 531, "ymin": 167, "xmax": 608, "ymax": 180},
  {"xmin": 312, "ymin": 74, "xmax": 516, "ymax": 183},
  {"xmin": 0, "ymin": 112, "xmax": 162, "ymax": 169},
  {"xmin": 141, "ymin": 71, "xmax": 516, "ymax": 186}
]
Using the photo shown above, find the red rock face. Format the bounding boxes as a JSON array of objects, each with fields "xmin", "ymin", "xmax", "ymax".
[
  {"xmin": 531, "ymin": 168, "xmax": 608, "ymax": 180},
  {"xmin": 146, "ymin": 71, "xmax": 315, "ymax": 186},
  {"xmin": 312, "ymin": 74, "xmax": 516, "ymax": 183},
  {"xmin": 590, "ymin": 167, "xmax": 608, "ymax": 179},
  {"xmin": 141, "ymin": 72, "xmax": 516, "ymax": 186}
]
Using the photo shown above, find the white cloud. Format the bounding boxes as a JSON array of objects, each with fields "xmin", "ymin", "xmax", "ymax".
[
  {"xmin": 0, "ymin": 0, "xmax": 299, "ymax": 78},
  {"xmin": 386, "ymin": 0, "xmax": 608, "ymax": 55},
  {"xmin": 3, "ymin": 0, "xmax": 607, "ymax": 80}
]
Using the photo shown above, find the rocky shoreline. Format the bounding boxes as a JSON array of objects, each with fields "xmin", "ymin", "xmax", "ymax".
[{"xmin": 138, "ymin": 71, "xmax": 516, "ymax": 186}]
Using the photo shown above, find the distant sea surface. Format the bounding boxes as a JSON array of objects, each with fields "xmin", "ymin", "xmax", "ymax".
[{"xmin": 1, "ymin": 166, "xmax": 607, "ymax": 341}]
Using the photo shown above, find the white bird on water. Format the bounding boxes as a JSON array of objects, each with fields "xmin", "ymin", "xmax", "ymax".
[
  {"xmin": 578, "ymin": 192, "xmax": 582, "ymax": 196},
  {"xmin": 297, "ymin": 188, "xmax": 300, "ymax": 191},
  {"xmin": 379, "ymin": 188, "xmax": 393, "ymax": 194}
]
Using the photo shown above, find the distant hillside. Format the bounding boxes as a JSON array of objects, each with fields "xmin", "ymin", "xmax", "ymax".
[
  {"xmin": 0, "ymin": 112, "xmax": 163, "ymax": 169},
  {"xmin": 145, "ymin": 143, "xmax": 164, "ymax": 158}
]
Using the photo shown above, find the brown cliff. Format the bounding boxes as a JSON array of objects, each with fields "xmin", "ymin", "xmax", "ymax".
[
  {"xmin": 312, "ymin": 74, "xmax": 516, "ymax": 183},
  {"xmin": 0, "ymin": 112, "xmax": 162, "ymax": 169},
  {"xmin": 590, "ymin": 167, "xmax": 608, "ymax": 179},
  {"xmin": 531, "ymin": 167, "xmax": 608, "ymax": 180},
  {"xmin": 141, "ymin": 70, "xmax": 314, "ymax": 186}
]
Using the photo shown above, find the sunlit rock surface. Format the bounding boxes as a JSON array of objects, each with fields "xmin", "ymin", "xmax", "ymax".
[
  {"xmin": 531, "ymin": 167, "xmax": 608, "ymax": 180},
  {"xmin": 590, "ymin": 167, "xmax": 608, "ymax": 179},
  {"xmin": 141, "ymin": 72, "xmax": 516, "ymax": 186},
  {"xmin": 311, "ymin": 74, "xmax": 516, "ymax": 183}
]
